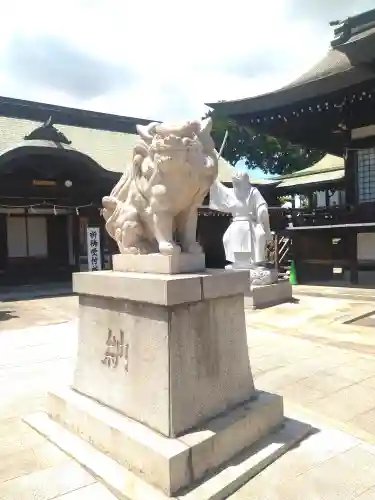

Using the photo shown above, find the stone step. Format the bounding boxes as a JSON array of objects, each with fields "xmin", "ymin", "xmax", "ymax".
[{"xmin": 24, "ymin": 411, "xmax": 311, "ymax": 500}]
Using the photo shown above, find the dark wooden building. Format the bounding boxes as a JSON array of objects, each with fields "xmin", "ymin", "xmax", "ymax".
[
  {"xmin": 0, "ymin": 97, "xmax": 153, "ymax": 284},
  {"xmin": 207, "ymin": 8, "xmax": 375, "ymax": 285},
  {"xmin": 0, "ymin": 96, "xmax": 255, "ymax": 284},
  {"xmin": 277, "ymin": 154, "xmax": 345, "ymax": 207}
]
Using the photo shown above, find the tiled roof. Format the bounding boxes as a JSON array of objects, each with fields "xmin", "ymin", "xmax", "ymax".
[
  {"xmin": 277, "ymin": 154, "xmax": 345, "ymax": 188},
  {"xmin": 206, "ymin": 8, "xmax": 375, "ymax": 116},
  {"xmin": 0, "ymin": 116, "xmax": 138, "ymax": 173},
  {"xmin": 0, "ymin": 116, "xmax": 234, "ymax": 182}
]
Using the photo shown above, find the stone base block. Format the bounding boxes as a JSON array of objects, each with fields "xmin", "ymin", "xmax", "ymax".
[
  {"xmin": 72, "ymin": 270, "xmax": 254, "ymax": 438},
  {"xmin": 24, "ymin": 400, "xmax": 311, "ymax": 500},
  {"xmin": 112, "ymin": 252, "xmax": 206, "ymax": 274},
  {"xmin": 28, "ymin": 387, "xmax": 287, "ymax": 497},
  {"xmin": 245, "ymin": 280, "xmax": 293, "ymax": 309},
  {"xmin": 73, "ymin": 268, "xmax": 249, "ymax": 306}
]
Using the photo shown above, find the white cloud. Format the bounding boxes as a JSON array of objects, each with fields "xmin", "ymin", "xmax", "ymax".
[{"xmin": 0, "ymin": 0, "xmax": 372, "ymax": 121}]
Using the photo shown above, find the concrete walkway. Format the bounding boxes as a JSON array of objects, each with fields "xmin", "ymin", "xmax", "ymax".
[
  {"xmin": 2, "ymin": 317, "xmax": 375, "ymax": 498},
  {"xmin": 230, "ymin": 422, "xmax": 375, "ymax": 500},
  {"xmin": 250, "ymin": 328, "xmax": 375, "ymax": 444},
  {"xmin": 0, "ymin": 295, "xmax": 77, "ymax": 331},
  {"xmin": 246, "ymin": 290, "xmax": 375, "ymax": 356},
  {"xmin": 0, "ymin": 282, "xmax": 73, "ymax": 302},
  {"xmin": 294, "ymin": 284, "xmax": 375, "ymax": 301}
]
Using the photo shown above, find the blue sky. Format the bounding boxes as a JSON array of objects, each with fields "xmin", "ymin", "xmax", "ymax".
[
  {"xmin": 0, "ymin": 1, "xmax": 372, "ymax": 122},
  {"xmin": 244, "ymin": 166, "xmax": 276, "ymax": 180},
  {"xmin": 234, "ymin": 161, "xmax": 274, "ymax": 180}
]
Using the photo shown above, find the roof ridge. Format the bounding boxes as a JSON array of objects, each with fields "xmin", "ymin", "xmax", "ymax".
[
  {"xmin": 331, "ymin": 8, "xmax": 375, "ymax": 46},
  {"xmin": 280, "ymin": 165, "xmax": 344, "ymax": 180},
  {"xmin": 0, "ymin": 95, "xmax": 156, "ymax": 126}
]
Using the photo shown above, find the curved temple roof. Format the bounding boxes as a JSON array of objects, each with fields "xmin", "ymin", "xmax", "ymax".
[
  {"xmin": 0, "ymin": 113, "xmax": 236, "ymax": 184},
  {"xmin": 0, "ymin": 139, "xmax": 108, "ymax": 179},
  {"xmin": 207, "ymin": 8, "xmax": 375, "ymax": 117},
  {"xmin": 276, "ymin": 154, "xmax": 344, "ymax": 189}
]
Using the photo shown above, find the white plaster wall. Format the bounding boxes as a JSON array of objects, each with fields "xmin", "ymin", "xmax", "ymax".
[
  {"xmin": 329, "ymin": 190, "xmax": 341, "ymax": 206},
  {"xmin": 27, "ymin": 217, "xmax": 48, "ymax": 257},
  {"xmin": 316, "ymin": 191, "xmax": 326, "ymax": 207},
  {"xmin": 7, "ymin": 215, "xmax": 48, "ymax": 258},
  {"xmin": 294, "ymin": 195, "xmax": 302, "ymax": 208},
  {"xmin": 7, "ymin": 217, "xmax": 27, "ymax": 257},
  {"xmin": 357, "ymin": 233, "xmax": 375, "ymax": 261},
  {"xmin": 316, "ymin": 190, "xmax": 343, "ymax": 208}
]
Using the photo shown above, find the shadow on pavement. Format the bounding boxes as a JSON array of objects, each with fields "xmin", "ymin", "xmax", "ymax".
[
  {"xmin": 0, "ymin": 282, "xmax": 74, "ymax": 303},
  {"xmin": 0, "ymin": 310, "xmax": 19, "ymax": 322}
]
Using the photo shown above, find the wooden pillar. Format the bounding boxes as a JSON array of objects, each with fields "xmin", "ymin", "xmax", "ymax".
[
  {"xmin": 72, "ymin": 214, "xmax": 81, "ymax": 270},
  {"xmin": 325, "ymin": 190, "xmax": 330, "ymax": 208},
  {"xmin": 345, "ymin": 150, "xmax": 356, "ymax": 208},
  {"xmin": 0, "ymin": 214, "xmax": 7, "ymax": 273},
  {"xmin": 345, "ymin": 145, "xmax": 358, "ymax": 283},
  {"xmin": 348, "ymin": 229, "xmax": 358, "ymax": 285},
  {"xmin": 307, "ymin": 192, "xmax": 314, "ymax": 209}
]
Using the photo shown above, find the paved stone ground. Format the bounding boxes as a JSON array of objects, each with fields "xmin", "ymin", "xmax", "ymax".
[
  {"xmin": 0, "ymin": 295, "xmax": 77, "ymax": 331},
  {"xmin": 230, "ymin": 424, "xmax": 375, "ymax": 500},
  {"xmin": 246, "ymin": 290, "xmax": 375, "ymax": 357},
  {"xmin": 354, "ymin": 313, "xmax": 375, "ymax": 328},
  {"xmin": 1, "ymin": 287, "xmax": 375, "ymax": 498},
  {"xmin": 250, "ymin": 329, "xmax": 375, "ymax": 444}
]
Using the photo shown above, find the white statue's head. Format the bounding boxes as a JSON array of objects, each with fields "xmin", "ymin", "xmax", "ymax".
[{"xmin": 232, "ymin": 170, "xmax": 251, "ymax": 200}]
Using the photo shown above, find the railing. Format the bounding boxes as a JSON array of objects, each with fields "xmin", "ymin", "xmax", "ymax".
[
  {"xmin": 278, "ymin": 236, "xmax": 291, "ymax": 264},
  {"xmin": 200, "ymin": 203, "xmax": 375, "ymax": 231},
  {"xmin": 273, "ymin": 233, "xmax": 292, "ymax": 276},
  {"xmin": 269, "ymin": 206, "xmax": 357, "ymax": 230}
]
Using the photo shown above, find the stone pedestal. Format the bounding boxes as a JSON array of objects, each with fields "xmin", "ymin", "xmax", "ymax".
[
  {"xmin": 24, "ymin": 263, "xmax": 308, "ymax": 499},
  {"xmin": 112, "ymin": 252, "xmax": 206, "ymax": 274},
  {"xmin": 226, "ymin": 257, "xmax": 293, "ymax": 309},
  {"xmin": 72, "ymin": 270, "xmax": 255, "ymax": 438},
  {"xmin": 245, "ymin": 280, "xmax": 293, "ymax": 309}
]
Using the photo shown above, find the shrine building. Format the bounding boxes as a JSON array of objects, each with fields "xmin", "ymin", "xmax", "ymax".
[
  {"xmin": 0, "ymin": 95, "xmax": 249, "ymax": 285},
  {"xmin": 207, "ymin": 7, "xmax": 375, "ymax": 285}
]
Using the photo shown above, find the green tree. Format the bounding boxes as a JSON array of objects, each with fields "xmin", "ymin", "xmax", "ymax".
[{"xmin": 209, "ymin": 114, "xmax": 324, "ymax": 176}]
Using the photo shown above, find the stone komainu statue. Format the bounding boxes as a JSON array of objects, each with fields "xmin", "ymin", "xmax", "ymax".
[{"xmin": 102, "ymin": 118, "xmax": 218, "ymax": 256}]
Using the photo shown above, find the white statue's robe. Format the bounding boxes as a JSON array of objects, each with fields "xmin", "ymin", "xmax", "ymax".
[{"xmin": 209, "ymin": 180, "xmax": 268, "ymax": 264}]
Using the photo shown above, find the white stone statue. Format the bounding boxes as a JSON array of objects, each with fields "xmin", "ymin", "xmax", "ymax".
[
  {"xmin": 102, "ymin": 119, "xmax": 218, "ymax": 256},
  {"xmin": 209, "ymin": 170, "xmax": 277, "ymax": 286}
]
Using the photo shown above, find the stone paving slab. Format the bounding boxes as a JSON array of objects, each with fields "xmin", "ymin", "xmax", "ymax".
[
  {"xmin": 294, "ymin": 284, "xmax": 375, "ymax": 301},
  {"xmin": 0, "ymin": 295, "xmax": 77, "ymax": 331},
  {"xmin": 2, "ymin": 287, "xmax": 375, "ymax": 498},
  {"xmin": 0, "ymin": 460, "xmax": 96, "ymax": 500},
  {"xmin": 55, "ymin": 483, "xmax": 119, "ymax": 499},
  {"xmin": 247, "ymin": 294, "xmax": 375, "ymax": 330},
  {"xmin": 249, "ymin": 329, "xmax": 375, "ymax": 440},
  {"xmin": 246, "ymin": 291, "xmax": 375, "ymax": 356},
  {"xmin": 229, "ymin": 427, "xmax": 375, "ymax": 500},
  {"xmin": 354, "ymin": 313, "xmax": 375, "ymax": 328},
  {"xmin": 0, "ymin": 282, "xmax": 73, "ymax": 302}
]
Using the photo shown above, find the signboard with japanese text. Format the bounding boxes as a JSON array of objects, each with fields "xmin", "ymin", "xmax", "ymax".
[{"xmin": 87, "ymin": 227, "xmax": 102, "ymax": 271}]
